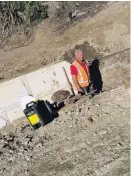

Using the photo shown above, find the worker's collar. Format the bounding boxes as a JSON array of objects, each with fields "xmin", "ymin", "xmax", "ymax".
[{"xmin": 75, "ymin": 59, "xmax": 85, "ymax": 64}]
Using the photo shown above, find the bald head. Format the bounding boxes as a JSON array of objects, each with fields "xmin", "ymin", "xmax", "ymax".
[{"xmin": 75, "ymin": 49, "xmax": 83, "ymax": 62}]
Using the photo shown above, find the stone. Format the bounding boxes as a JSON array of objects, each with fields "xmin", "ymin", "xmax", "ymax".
[{"xmin": 51, "ymin": 90, "xmax": 70, "ymax": 102}]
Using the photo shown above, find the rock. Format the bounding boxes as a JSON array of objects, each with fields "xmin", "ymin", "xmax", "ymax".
[
  {"xmin": 0, "ymin": 76, "xmax": 4, "ymax": 80},
  {"xmin": 51, "ymin": 90, "xmax": 70, "ymax": 102},
  {"xmin": 88, "ymin": 117, "xmax": 93, "ymax": 123}
]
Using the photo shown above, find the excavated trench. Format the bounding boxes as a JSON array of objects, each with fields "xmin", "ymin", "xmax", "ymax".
[
  {"xmin": 52, "ymin": 41, "xmax": 130, "ymax": 103},
  {"xmin": 0, "ymin": 44, "xmax": 130, "ymax": 176},
  {"xmin": 62, "ymin": 41, "xmax": 97, "ymax": 64}
]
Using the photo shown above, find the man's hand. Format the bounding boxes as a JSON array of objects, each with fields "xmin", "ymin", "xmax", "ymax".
[
  {"xmin": 77, "ymin": 87, "xmax": 84, "ymax": 93},
  {"xmin": 89, "ymin": 80, "xmax": 91, "ymax": 84}
]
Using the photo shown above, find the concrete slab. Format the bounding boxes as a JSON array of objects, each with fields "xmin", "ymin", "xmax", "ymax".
[{"xmin": 0, "ymin": 61, "xmax": 73, "ymax": 128}]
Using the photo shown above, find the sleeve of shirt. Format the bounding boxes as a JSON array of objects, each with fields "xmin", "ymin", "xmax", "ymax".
[{"xmin": 70, "ymin": 65, "xmax": 78, "ymax": 75}]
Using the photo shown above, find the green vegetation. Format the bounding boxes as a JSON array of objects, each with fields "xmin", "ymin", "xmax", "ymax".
[
  {"xmin": 0, "ymin": 1, "xmax": 48, "ymax": 25},
  {"xmin": 0, "ymin": 1, "xmax": 77, "ymax": 47},
  {"xmin": 0, "ymin": 1, "xmax": 49, "ymax": 47}
]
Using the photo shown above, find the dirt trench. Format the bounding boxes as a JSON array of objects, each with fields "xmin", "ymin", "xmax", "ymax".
[
  {"xmin": 0, "ymin": 2, "xmax": 130, "ymax": 176},
  {"xmin": 0, "ymin": 47, "xmax": 130, "ymax": 176}
]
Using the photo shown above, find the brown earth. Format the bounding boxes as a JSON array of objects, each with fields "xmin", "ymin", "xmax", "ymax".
[
  {"xmin": 0, "ymin": 1, "xmax": 130, "ymax": 176},
  {"xmin": 0, "ymin": 1, "xmax": 129, "ymax": 82}
]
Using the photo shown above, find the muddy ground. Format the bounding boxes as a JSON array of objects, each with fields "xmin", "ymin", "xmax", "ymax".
[
  {"xmin": 0, "ymin": 48, "xmax": 130, "ymax": 176},
  {"xmin": 0, "ymin": 1, "xmax": 129, "ymax": 82},
  {"xmin": 0, "ymin": 1, "xmax": 130, "ymax": 176}
]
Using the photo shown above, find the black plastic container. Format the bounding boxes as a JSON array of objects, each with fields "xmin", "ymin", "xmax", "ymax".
[{"xmin": 24, "ymin": 100, "xmax": 55, "ymax": 129}]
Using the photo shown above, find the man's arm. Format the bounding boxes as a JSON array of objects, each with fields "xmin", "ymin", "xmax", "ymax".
[{"xmin": 72, "ymin": 75, "xmax": 84, "ymax": 92}]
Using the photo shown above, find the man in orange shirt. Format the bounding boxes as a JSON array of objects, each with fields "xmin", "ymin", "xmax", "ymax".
[{"xmin": 70, "ymin": 49, "xmax": 91, "ymax": 95}]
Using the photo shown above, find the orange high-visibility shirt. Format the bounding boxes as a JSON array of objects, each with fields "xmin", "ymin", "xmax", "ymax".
[{"xmin": 71, "ymin": 60, "xmax": 89, "ymax": 89}]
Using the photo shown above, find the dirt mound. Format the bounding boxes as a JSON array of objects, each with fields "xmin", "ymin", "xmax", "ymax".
[
  {"xmin": 0, "ymin": 2, "xmax": 130, "ymax": 176},
  {"xmin": 0, "ymin": 1, "xmax": 129, "ymax": 82},
  {"xmin": 0, "ymin": 48, "xmax": 130, "ymax": 175},
  {"xmin": 0, "ymin": 86, "xmax": 129, "ymax": 176}
]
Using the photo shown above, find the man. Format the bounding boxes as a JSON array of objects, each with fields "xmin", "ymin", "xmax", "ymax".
[{"xmin": 70, "ymin": 49, "xmax": 91, "ymax": 95}]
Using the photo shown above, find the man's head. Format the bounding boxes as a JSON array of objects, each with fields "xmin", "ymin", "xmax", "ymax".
[{"xmin": 75, "ymin": 49, "xmax": 84, "ymax": 62}]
